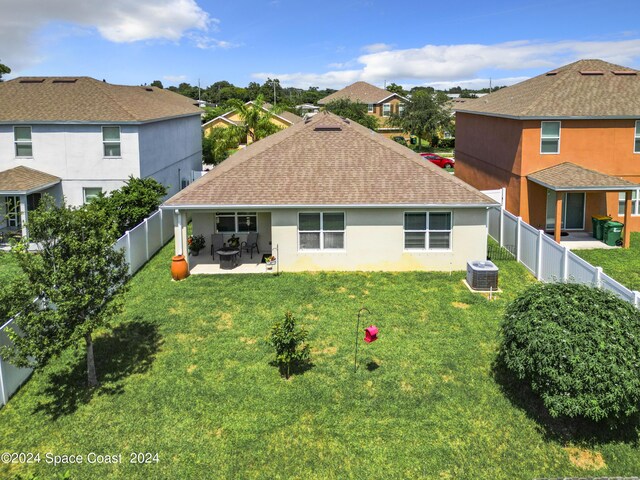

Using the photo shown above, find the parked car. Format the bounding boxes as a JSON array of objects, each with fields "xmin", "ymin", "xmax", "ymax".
[{"xmin": 420, "ymin": 153, "xmax": 455, "ymax": 169}]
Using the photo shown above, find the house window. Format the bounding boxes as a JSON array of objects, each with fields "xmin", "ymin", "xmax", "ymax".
[
  {"xmin": 404, "ymin": 212, "xmax": 452, "ymax": 250},
  {"xmin": 540, "ymin": 121, "xmax": 560, "ymax": 154},
  {"xmin": 618, "ymin": 190, "xmax": 640, "ymax": 216},
  {"xmin": 83, "ymin": 187, "xmax": 102, "ymax": 204},
  {"xmin": 298, "ymin": 212, "xmax": 345, "ymax": 250},
  {"xmin": 382, "ymin": 103, "xmax": 391, "ymax": 117},
  {"xmin": 14, "ymin": 126, "xmax": 32, "ymax": 157},
  {"xmin": 215, "ymin": 212, "xmax": 257, "ymax": 233},
  {"xmin": 367, "ymin": 104, "xmax": 374, "ymax": 113},
  {"xmin": 398, "ymin": 103, "xmax": 405, "ymax": 115},
  {"xmin": 102, "ymin": 126, "xmax": 121, "ymax": 157},
  {"xmin": 635, "ymin": 121, "xmax": 640, "ymax": 153}
]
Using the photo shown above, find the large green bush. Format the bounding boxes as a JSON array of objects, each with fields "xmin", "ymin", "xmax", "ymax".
[{"xmin": 500, "ymin": 282, "xmax": 640, "ymax": 421}]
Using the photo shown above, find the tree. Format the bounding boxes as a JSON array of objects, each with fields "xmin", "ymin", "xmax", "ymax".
[
  {"xmin": 324, "ymin": 99, "xmax": 379, "ymax": 130},
  {"xmin": 386, "ymin": 82, "xmax": 407, "ymax": 96},
  {"xmin": 202, "ymin": 127, "xmax": 243, "ymax": 165},
  {"xmin": 388, "ymin": 90, "xmax": 451, "ymax": 150},
  {"xmin": 150, "ymin": 80, "xmax": 163, "ymax": 89},
  {"xmin": 228, "ymin": 94, "xmax": 282, "ymax": 142},
  {"xmin": 0, "ymin": 61, "xmax": 10, "ymax": 82},
  {"xmin": 0, "ymin": 196, "xmax": 129, "ymax": 387},
  {"xmin": 500, "ymin": 282, "xmax": 640, "ymax": 421},
  {"xmin": 268, "ymin": 311, "xmax": 311, "ymax": 379},
  {"xmin": 86, "ymin": 177, "xmax": 167, "ymax": 237}
]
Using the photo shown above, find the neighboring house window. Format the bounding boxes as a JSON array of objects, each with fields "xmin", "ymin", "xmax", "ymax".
[
  {"xmin": 382, "ymin": 103, "xmax": 391, "ymax": 117},
  {"xmin": 83, "ymin": 187, "xmax": 102, "ymax": 204},
  {"xmin": 404, "ymin": 212, "xmax": 452, "ymax": 250},
  {"xmin": 367, "ymin": 104, "xmax": 374, "ymax": 113},
  {"xmin": 298, "ymin": 212, "xmax": 345, "ymax": 250},
  {"xmin": 215, "ymin": 212, "xmax": 257, "ymax": 233},
  {"xmin": 398, "ymin": 103, "xmax": 405, "ymax": 115},
  {"xmin": 635, "ymin": 121, "xmax": 640, "ymax": 153},
  {"xmin": 618, "ymin": 189, "xmax": 640, "ymax": 216},
  {"xmin": 102, "ymin": 126, "xmax": 121, "ymax": 157},
  {"xmin": 14, "ymin": 126, "xmax": 32, "ymax": 157},
  {"xmin": 540, "ymin": 121, "xmax": 560, "ymax": 154}
]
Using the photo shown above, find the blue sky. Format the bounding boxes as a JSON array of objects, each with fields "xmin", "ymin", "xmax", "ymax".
[{"xmin": 2, "ymin": 0, "xmax": 640, "ymax": 90}]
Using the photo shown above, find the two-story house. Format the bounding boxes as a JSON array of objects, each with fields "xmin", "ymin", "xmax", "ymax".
[
  {"xmin": 0, "ymin": 76, "xmax": 202, "ymax": 236},
  {"xmin": 318, "ymin": 81, "xmax": 408, "ymax": 138},
  {"xmin": 455, "ymin": 59, "xmax": 640, "ymax": 247}
]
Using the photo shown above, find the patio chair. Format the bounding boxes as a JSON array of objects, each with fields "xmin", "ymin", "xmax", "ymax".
[
  {"xmin": 240, "ymin": 232, "xmax": 259, "ymax": 259},
  {"xmin": 210, "ymin": 233, "xmax": 224, "ymax": 259}
]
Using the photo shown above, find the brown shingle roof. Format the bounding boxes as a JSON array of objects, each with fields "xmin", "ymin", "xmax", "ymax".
[
  {"xmin": 0, "ymin": 166, "xmax": 60, "ymax": 193},
  {"xmin": 528, "ymin": 162, "xmax": 640, "ymax": 191},
  {"xmin": 203, "ymin": 102, "xmax": 302, "ymax": 128},
  {"xmin": 0, "ymin": 77, "xmax": 202, "ymax": 123},
  {"xmin": 456, "ymin": 59, "xmax": 640, "ymax": 118},
  {"xmin": 318, "ymin": 81, "xmax": 404, "ymax": 105},
  {"xmin": 165, "ymin": 111, "xmax": 495, "ymax": 207}
]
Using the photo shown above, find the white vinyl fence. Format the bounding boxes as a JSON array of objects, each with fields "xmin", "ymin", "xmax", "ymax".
[
  {"xmin": 0, "ymin": 209, "xmax": 174, "ymax": 406},
  {"xmin": 488, "ymin": 206, "xmax": 640, "ymax": 308}
]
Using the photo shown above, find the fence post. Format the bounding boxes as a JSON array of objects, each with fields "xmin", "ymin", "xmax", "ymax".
[
  {"xmin": 536, "ymin": 229, "xmax": 544, "ymax": 281},
  {"xmin": 159, "ymin": 209, "xmax": 164, "ymax": 244},
  {"xmin": 634, "ymin": 291, "xmax": 640, "ymax": 309},
  {"xmin": 125, "ymin": 231, "xmax": 132, "ymax": 276},
  {"xmin": 562, "ymin": 246, "xmax": 569, "ymax": 282},
  {"xmin": 516, "ymin": 216, "xmax": 522, "ymax": 262},
  {"xmin": 144, "ymin": 218, "xmax": 150, "ymax": 262},
  {"xmin": 499, "ymin": 208, "xmax": 504, "ymax": 248},
  {"xmin": 0, "ymin": 354, "xmax": 6, "ymax": 406},
  {"xmin": 594, "ymin": 266, "xmax": 603, "ymax": 288}
]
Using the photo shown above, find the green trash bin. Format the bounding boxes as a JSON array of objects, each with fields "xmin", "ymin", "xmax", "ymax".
[
  {"xmin": 603, "ymin": 221, "xmax": 624, "ymax": 246},
  {"xmin": 591, "ymin": 215, "xmax": 612, "ymax": 240}
]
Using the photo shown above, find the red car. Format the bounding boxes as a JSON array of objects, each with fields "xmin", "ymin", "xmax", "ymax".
[{"xmin": 420, "ymin": 153, "xmax": 455, "ymax": 169}]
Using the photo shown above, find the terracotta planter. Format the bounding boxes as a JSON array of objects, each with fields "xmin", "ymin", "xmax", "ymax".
[{"xmin": 171, "ymin": 255, "xmax": 189, "ymax": 281}]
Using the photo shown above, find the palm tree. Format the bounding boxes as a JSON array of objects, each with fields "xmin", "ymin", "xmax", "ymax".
[{"xmin": 228, "ymin": 95, "xmax": 281, "ymax": 143}]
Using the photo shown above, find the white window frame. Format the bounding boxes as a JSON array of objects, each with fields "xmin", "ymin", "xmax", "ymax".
[
  {"xmin": 102, "ymin": 126, "xmax": 121, "ymax": 158},
  {"xmin": 215, "ymin": 212, "xmax": 258, "ymax": 234},
  {"xmin": 382, "ymin": 103, "xmax": 391, "ymax": 117},
  {"xmin": 297, "ymin": 212, "xmax": 346, "ymax": 252},
  {"xmin": 403, "ymin": 211, "xmax": 453, "ymax": 251},
  {"xmin": 14, "ymin": 126, "xmax": 33, "ymax": 158},
  {"xmin": 367, "ymin": 104, "xmax": 374, "ymax": 113},
  {"xmin": 83, "ymin": 187, "xmax": 103, "ymax": 204},
  {"xmin": 398, "ymin": 103, "xmax": 405, "ymax": 115},
  {"xmin": 540, "ymin": 121, "xmax": 561, "ymax": 154},
  {"xmin": 618, "ymin": 189, "xmax": 640, "ymax": 217},
  {"xmin": 635, "ymin": 120, "xmax": 640, "ymax": 154}
]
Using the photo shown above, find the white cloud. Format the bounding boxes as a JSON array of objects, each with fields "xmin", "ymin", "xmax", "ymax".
[
  {"xmin": 254, "ymin": 39, "xmax": 640, "ymax": 89},
  {"xmin": 188, "ymin": 33, "xmax": 240, "ymax": 50},
  {"xmin": 163, "ymin": 74, "xmax": 188, "ymax": 83},
  {"xmin": 0, "ymin": 0, "xmax": 231, "ymax": 71},
  {"xmin": 423, "ymin": 76, "xmax": 530, "ymax": 91},
  {"xmin": 362, "ymin": 43, "xmax": 393, "ymax": 53}
]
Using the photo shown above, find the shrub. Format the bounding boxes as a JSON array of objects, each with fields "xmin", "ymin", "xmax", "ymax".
[
  {"xmin": 268, "ymin": 311, "xmax": 311, "ymax": 379},
  {"xmin": 439, "ymin": 138, "xmax": 455, "ymax": 149},
  {"xmin": 499, "ymin": 282, "xmax": 640, "ymax": 421}
]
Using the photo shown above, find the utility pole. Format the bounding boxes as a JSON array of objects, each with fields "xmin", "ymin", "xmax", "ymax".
[
  {"xmin": 273, "ymin": 80, "xmax": 277, "ymax": 106},
  {"xmin": 198, "ymin": 78, "xmax": 201, "ymax": 102},
  {"xmin": 489, "ymin": 77, "xmax": 492, "ymax": 93}
]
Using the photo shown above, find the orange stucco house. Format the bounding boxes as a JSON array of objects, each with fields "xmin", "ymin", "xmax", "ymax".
[
  {"xmin": 318, "ymin": 81, "xmax": 408, "ymax": 139},
  {"xmin": 455, "ymin": 59, "xmax": 640, "ymax": 247}
]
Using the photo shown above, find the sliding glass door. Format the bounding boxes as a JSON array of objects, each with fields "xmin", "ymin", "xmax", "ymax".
[{"xmin": 545, "ymin": 191, "xmax": 585, "ymax": 230}]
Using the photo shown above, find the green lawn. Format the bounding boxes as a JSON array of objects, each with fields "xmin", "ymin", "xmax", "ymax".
[
  {"xmin": 0, "ymin": 251, "xmax": 22, "ymax": 284},
  {"xmin": 574, "ymin": 232, "xmax": 640, "ymax": 291},
  {"xmin": 1, "ymin": 244, "xmax": 639, "ymax": 479}
]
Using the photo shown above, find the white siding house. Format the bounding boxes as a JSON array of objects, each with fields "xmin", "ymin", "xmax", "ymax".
[{"xmin": 0, "ymin": 76, "xmax": 202, "ymax": 237}]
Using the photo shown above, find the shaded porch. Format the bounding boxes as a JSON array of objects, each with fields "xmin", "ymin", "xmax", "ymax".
[
  {"xmin": 528, "ymin": 163, "xmax": 639, "ymax": 248},
  {"xmin": 187, "ymin": 250, "xmax": 272, "ymax": 275}
]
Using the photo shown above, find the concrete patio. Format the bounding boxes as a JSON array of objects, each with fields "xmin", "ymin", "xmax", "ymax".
[
  {"xmin": 187, "ymin": 250, "xmax": 273, "ymax": 275},
  {"xmin": 549, "ymin": 231, "xmax": 619, "ymax": 250}
]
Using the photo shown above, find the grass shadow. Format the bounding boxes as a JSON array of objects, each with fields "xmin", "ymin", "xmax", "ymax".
[
  {"xmin": 492, "ymin": 354, "xmax": 640, "ymax": 445},
  {"xmin": 269, "ymin": 358, "xmax": 314, "ymax": 379},
  {"xmin": 34, "ymin": 318, "xmax": 161, "ymax": 420},
  {"xmin": 365, "ymin": 361, "xmax": 380, "ymax": 371}
]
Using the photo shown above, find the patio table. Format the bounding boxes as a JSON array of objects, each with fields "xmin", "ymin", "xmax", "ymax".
[{"xmin": 216, "ymin": 249, "xmax": 239, "ymax": 270}]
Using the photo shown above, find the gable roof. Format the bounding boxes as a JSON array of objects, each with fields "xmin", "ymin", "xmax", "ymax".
[
  {"xmin": 165, "ymin": 111, "xmax": 495, "ymax": 208},
  {"xmin": 318, "ymin": 81, "xmax": 408, "ymax": 105},
  {"xmin": 202, "ymin": 101, "xmax": 302, "ymax": 129},
  {"xmin": 528, "ymin": 162, "xmax": 640, "ymax": 191},
  {"xmin": 0, "ymin": 77, "xmax": 202, "ymax": 124},
  {"xmin": 456, "ymin": 59, "xmax": 640, "ymax": 119},
  {"xmin": 0, "ymin": 166, "xmax": 61, "ymax": 194}
]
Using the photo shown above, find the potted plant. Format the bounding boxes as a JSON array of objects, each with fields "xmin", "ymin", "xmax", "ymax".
[
  {"xmin": 228, "ymin": 234, "xmax": 240, "ymax": 249},
  {"xmin": 265, "ymin": 255, "xmax": 276, "ymax": 270},
  {"xmin": 188, "ymin": 234, "xmax": 206, "ymax": 256}
]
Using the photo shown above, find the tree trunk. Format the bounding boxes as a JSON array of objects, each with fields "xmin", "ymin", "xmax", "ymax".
[{"xmin": 85, "ymin": 333, "xmax": 98, "ymax": 387}]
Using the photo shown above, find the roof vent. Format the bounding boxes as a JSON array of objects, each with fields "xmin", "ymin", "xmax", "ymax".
[
  {"xmin": 612, "ymin": 70, "xmax": 637, "ymax": 76},
  {"xmin": 579, "ymin": 70, "xmax": 604, "ymax": 75},
  {"xmin": 52, "ymin": 79, "xmax": 77, "ymax": 83},
  {"xmin": 314, "ymin": 125, "xmax": 342, "ymax": 131},
  {"xmin": 546, "ymin": 71, "xmax": 558, "ymax": 76},
  {"xmin": 19, "ymin": 79, "xmax": 45, "ymax": 83},
  {"xmin": 144, "ymin": 87, "xmax": 153, "ymax": 91}
]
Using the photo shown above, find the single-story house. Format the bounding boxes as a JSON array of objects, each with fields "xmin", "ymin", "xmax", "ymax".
[{"xmin": 163, "ymin": 112, "xmax": 497, "ymax": 272}]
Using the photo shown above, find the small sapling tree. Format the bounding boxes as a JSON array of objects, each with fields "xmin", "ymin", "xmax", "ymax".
[{"xmin": 268, "ymin": 311, "xmax": 311, "ymax": 379}]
